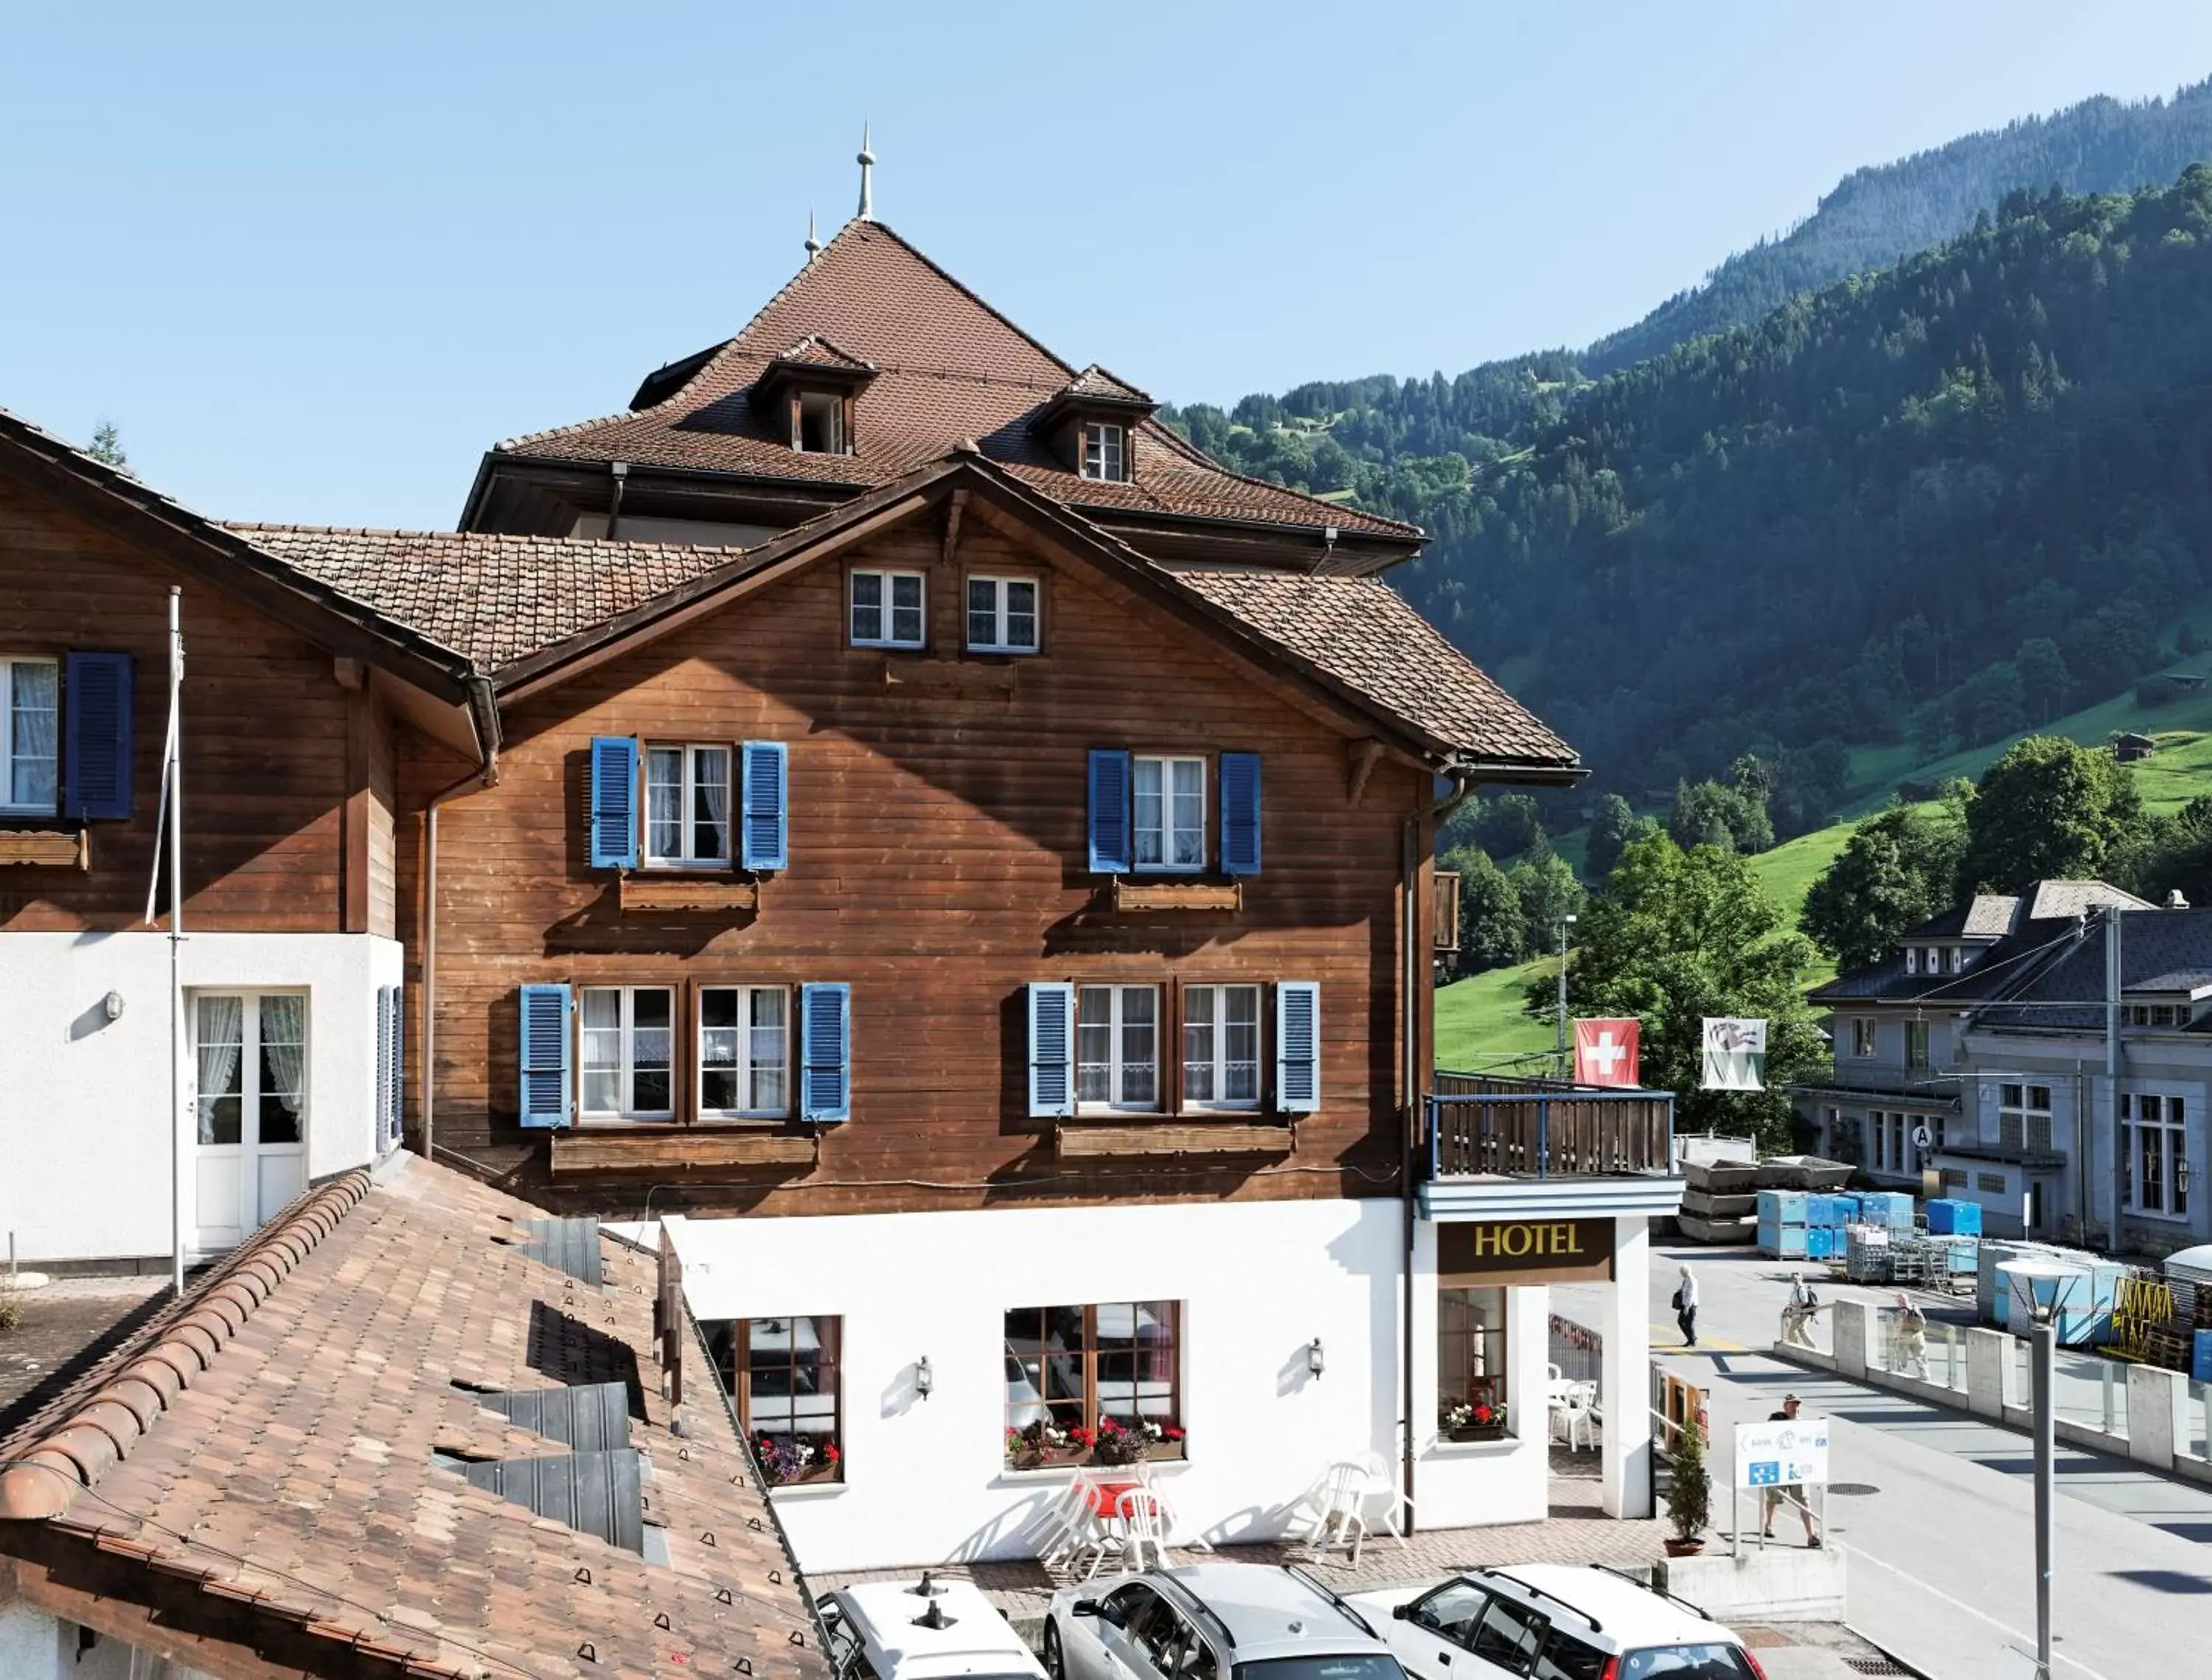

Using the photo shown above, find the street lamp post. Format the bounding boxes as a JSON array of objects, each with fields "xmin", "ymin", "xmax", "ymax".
[
  {"xmin": 1554, "ymin": 912, "xmax": 1577, "ymax": 1080},
  {"xmin": 2001, "ymin": 1257, "xmax": 2077, "ymax": 1680}
]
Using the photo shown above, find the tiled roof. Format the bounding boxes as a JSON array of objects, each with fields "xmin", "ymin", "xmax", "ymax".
[
  {"xmin": 1171, "ymin": 569, "xmax": 1579, "ymax": 766},
  {"xmin": 1980, "ymin": 906, "xmax": 2212, "ymax": 1030},
  {"xmin": 231, "ymin": 525, "xmax": 737, "ymax": 671},
  {"xmin": 497, "ymin": 220, "xmax": 1415, "ymax": 544},
  {"xmin": 1900, "ymin": 894, "xmax": 2020, "ymax": 941},
  {"xmin": 0, "ymin": 1157, "xmax": 825, "ymax": 1680},
  {"xmin": 2025, "ymin": 879, "xmax": 2152, "ymax": 920},
  {"xmin": 770, "ymin": 333, "xmax": 875, "ymax": 372},
  {"xmin": 1062, "ymin": 364, "xmax": 1152, "ymax": 404}
]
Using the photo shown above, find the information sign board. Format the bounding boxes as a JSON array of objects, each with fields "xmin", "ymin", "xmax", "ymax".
[{"xmin": 1733, "ymin": 1415, "xmax": 1830, "ymax": 1489}]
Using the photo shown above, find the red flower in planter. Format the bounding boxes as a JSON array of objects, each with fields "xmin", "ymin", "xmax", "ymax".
[
  {"xmin": 1472, "ymin": 1404, "xmax": 1495, "ymax": 1426},
  {"xmin": 1164, "ymin": 1426, "xmax": 1186, "ymax": 1443},
  {"xmin": 824, "ymin": 1444, "xmax": 841, "ymax": 1465}
]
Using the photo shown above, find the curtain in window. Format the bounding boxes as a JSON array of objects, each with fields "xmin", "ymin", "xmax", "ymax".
[
  {"xmin": 259, "ymin": 995, "xmax": 307, "ymax": 1137},
  {"xmin": 646, "ymin": 747, "xmax": 683, "ymax": 861},
  {"xmin": 698, "ymin": 749, "xmax": 731, "ymax": 862},
  {"xmin": 195, "ymin": 995, "xmax": 245, "ymax": 1145},
  {"xmin": 11, "ymin": 661, "xmax": 57, "ymax": 808}
]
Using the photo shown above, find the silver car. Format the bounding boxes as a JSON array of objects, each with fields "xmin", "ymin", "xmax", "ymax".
[{"xmin": 1043, "ymin": 1565, "xmax": 1411, "ymax": 1680}]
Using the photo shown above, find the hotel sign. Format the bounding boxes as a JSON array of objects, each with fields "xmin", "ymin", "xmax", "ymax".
[{"xmin": 1439, "ymin": 1218, "xmax": 1616, "ymax": 1288}]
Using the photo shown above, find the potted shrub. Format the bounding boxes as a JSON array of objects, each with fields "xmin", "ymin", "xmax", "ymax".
[{"xmin": 1663, "ymin": 1416, "xmax": 1711, "ymax": 1556}]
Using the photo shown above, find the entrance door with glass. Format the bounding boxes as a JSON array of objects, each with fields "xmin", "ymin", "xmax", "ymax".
[{"xmin": 192, "ymin": 992, "xmax": 308, "ymax": 1251}]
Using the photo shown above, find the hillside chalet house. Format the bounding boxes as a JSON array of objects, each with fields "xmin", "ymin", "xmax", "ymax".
[
  {"xmin": 1794, "ymin": 881, "xmax": 2212, "ymax": 1255},
  {"xmin": 0, "ymin": 208, "xmax": 1682, "ymax": 1571}
]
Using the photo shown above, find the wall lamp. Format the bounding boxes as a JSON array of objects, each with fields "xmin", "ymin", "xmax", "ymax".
[
  {"xmin": 915, "ymin": 1356, "xmax": 933, "ymax": 1400},
  {"xmin": 1307, "ymin": 1338, "xmax": 1326, "ymax": 1380},
  {"xmin": 104, "ymin": 990, "xmax": 125, "ymax": 1021}
]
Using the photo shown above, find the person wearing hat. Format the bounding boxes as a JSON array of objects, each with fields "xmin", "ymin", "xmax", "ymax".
[
  {"xmin": 1781, "ymin": 1269, "xmax": 1820, "ymax": 1349},
  {"xmin": 1892, "ymin": 1289, "xmax": 1930, "ymax": 1380},
  {"xmin": 1761, "ymin": 1394, "xmax": 1820, "ymax": 1547}
]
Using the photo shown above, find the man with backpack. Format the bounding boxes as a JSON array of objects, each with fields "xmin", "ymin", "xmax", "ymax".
[{"xmin": 1781, "ymin": 1269, "xmax": 1820, "ymax": 1348}]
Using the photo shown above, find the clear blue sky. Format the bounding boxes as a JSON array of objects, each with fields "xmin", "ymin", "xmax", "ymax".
[{"xmin": 4, "ymin": 1, "xmax": 2210, "ymax": 530}]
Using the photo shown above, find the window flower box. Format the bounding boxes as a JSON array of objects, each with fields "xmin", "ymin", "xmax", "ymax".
[
  {"xmin": 1004, "ymin": 1417, "xmax": 1186, "ymax": 1473},
  {"xmin": 757, "ymin": 1432, "xmax": 841, "ymax": 1487},
  {"xmin": 1441, "ymin": 1400, "xmax": 1509, "ymax": 1443}
]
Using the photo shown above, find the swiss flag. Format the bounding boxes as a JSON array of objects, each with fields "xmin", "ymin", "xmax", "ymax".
[{"xmin": 1573, "ymin": 1018, "xmax": 1641, "ymax": 1088}]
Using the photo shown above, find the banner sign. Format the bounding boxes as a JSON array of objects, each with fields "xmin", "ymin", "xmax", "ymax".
[
  {"xmin": 1733, "ymin": 1415, "xmax": 1829, "ymax": 1489},
  {"xmin": 1439, "ymin": 1218, "xmax": 1616, "ymax": 1288},
  {"xmin": 1701, "ymin": 1017, "xmax": 1768, "ymax": 1091},
  {"xmin": 1573, "ymin": 1018, "xmax": 1641, "ymax": 1088}
]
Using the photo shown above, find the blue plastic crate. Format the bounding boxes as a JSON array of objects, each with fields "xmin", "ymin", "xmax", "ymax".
[
  {"xmin": 1758, "ymin": 1222, "xmax": 1809, "ymax": 1260},
  {"xmin": 1807, "ymin": 1226, "xmax": 1837, "ymax": 1260},
  {"xmin": 1805, "ymin": 1195, "xmax": 1836, "ymax": 1226},
  {"xmin": 1758, "ymin": 1190, "xmax": 1809, "ymax": 1227},
  {"xmin": 1828, "ymin": 1194, "xmax": 1861, "ymax": 1226},
  {"xmin": 1927, "ymin": 1198, "xmax": 1983, "ymax": 1236},
  {"xmin": 2194, "ymin": 1330, "xmax": 2212, "ymax": 1384}
]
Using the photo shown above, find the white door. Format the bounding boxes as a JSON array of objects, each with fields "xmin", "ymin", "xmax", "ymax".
[{"xmin": 192, "ymin": 992, "xmax": 308, "ymax": 1251}]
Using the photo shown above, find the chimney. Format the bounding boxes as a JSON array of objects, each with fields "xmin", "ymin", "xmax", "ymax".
[{"xmin": 2167, "ymin": 889, "xmax": 2190, "ymax": 909}]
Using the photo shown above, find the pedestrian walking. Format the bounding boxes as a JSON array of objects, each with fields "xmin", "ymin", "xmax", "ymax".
[
  {"xmin": 1781, "ymin": 1269, "xmax": 1820, "ymax": 1349},
  {"xmin": 1672, "ymin": 1263, "xmax": 1700, "ymax": 1347},
  {"xmin": 1761, "ymin": 1393, "xmax": 1820, "ymax": 1547},
  {"xmin": 1892, "ymin": 1289, "xmax": 1929, "ymax": 1379}
]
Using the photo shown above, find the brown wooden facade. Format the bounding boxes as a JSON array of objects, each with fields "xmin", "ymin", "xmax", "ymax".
[{"xmin": 398, "ymin": 499, "xmax": 1439, "ymax": 1216}]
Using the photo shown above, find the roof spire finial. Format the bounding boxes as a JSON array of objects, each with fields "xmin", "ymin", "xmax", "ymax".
[
  {"xmin": 804, "ymin": 209, "xmax": 823, "ymax": 263},
  {"xmin": 856, "ymin": 120, "xmax": 875, "ymax": 222}
]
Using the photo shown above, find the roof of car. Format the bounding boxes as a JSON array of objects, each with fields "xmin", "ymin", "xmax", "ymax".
[
  {"xmin": 1475, "ymin": 1566, "xmax": 1731, "ymax": 1652},
  {"xmin": 835, "ymin": 1578, "xmax": 1046, "ymax": 1680},
  {"xmin": 1155, "ymin": 1564, "xmax": 1389, "ymax": 1659}
]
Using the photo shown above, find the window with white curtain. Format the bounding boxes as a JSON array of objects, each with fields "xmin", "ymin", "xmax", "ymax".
[
  {"xmin": 850, "ymin": 569, "xmax": 925, "ymax": 648},
  {"xmin": 1182, "ymin": 984, "xmax": 1260, "ymax": 1109},
  {"xmin": 580, "ymin": 986, "xmax": 675, "ymax": 1119},
  {"xmin": 644, "ymin": 744, "xmax": 731, "ymax": 867},
  {"xmin": 700, "ymin": 986, "xmax": 788, "ymax": 1118},
  {"xmin": 1077, "ymin": 984, "xmax": 1158, "ymax": 1111},
  {"xmin": 1133, "ymin": 756, "xmax": 1204, "ymax": 872},
  {"xmin": 965, "ymin": 576, "xmax": 1039, "ymax": 653},
  {"xmin": 0, "ymin": 657, "xmax": 58, "ymax": 815}
]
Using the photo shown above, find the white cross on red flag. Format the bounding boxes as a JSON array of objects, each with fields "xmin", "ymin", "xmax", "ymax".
[{"xmin": 1573, "ymin": 1018, "xmax": 1641, "ymax": 1088}]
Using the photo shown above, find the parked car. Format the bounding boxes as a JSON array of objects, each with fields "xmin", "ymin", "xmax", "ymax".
[
  {"xmin": 1044, "ymin": 1564, "xmax": 1408, "ymax": 1680},
  {"xmin": 1350, "ymin": 1565, "xmax": 1766, "ymax": 1680},
  {"xmin": 822, "ymin": 1575, "xmax": 1049, "ymax": 1680}
]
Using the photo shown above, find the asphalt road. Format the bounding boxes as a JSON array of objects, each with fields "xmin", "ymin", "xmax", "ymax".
[{"xmin": 1562, "ymin": 1247, "xmax": 2212, "ymax": 1677}]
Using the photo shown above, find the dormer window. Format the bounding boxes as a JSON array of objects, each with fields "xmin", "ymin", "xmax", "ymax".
[
  {"xmin": 797, "ymin": 392, "xmax": 846, "ymax": 455},
  {"xmin": 1904, "ymin": 948, "xmax": 1918, "ymax": 976},
  {"xmin": 1082, "ymin": 423, "xmax": 1127, "ymax": 483}
]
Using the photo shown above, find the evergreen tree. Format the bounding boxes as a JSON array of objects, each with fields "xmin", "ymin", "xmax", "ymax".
[{"xmin": 86, "ymin": 420, "xmax": 126, "ymax": 470}]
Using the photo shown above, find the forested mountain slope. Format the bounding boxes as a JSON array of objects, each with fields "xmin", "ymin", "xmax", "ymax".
[
  {"xmin": 1183, "ymin": 169, "xmax": 2212, "ymax": 801},
  {"xmin": 1586, "ymin": 80, "xmax": 2212, "ymax": 372}
]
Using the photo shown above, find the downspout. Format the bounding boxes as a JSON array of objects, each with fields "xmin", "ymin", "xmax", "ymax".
[
  {"xmin": 1401, "ymin": 759, "xmax": 1480, "ymax": 1530},
  {"xmin": 420, "ymin": 676, "xmax": 502, "ymax": 1170}
]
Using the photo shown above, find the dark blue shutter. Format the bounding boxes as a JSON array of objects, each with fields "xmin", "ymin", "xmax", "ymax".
[
  {"xmin": 1276, "ymin": 982, "xmax": 1320, "ymax": 1114},
  {"xmin": 588, "ymin": 737, "xmax": 638, "ymax": 869},
  {"xmin": 63, "ymin": 651, "xmax": 133, "ymax": 819},
  {"xmin": 1220, "ymin": 752, "xmax": 1262, "ymax": 876},
  {"xmin": 519, "ymin": 984, "xmax": 572, "ymax": 1128},
  {"xmin": 742, "ymin": 740, "xmax": 788, "ymax": 871},
  {"xmin": 801, "ymin": 982, "xmax": 851, "ymax": 1122},
  {"xmin": 1088, "ymin": 749, "xmax": 1132, "ymax": 874},
  {"xmin": 1028, "ymin": 982, "xmax": 1074, "ymax": 1117}
]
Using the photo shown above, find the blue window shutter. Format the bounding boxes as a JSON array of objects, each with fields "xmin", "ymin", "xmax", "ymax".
[
  {"xmin": 1087, "ymin": 749, "xmax": 1132, "ymax": 874},
  {"xmin": 742, "ymin": 741, "xmax": 789, "ymax": 871},
  {"xmin": 1027, "ymin": 982, "xmax": 1075, "ymax": 1117},
  {"xmin": 519, "ymin": 983, "xmax": 572, "ymax": 1128},
  {"xmin": 63, "ymin": 651, "xmax": 133, "ymax": 819},
  {"xmin": 1276, "ymin": 981, "xmax": 1320, "ymax": 1114},
  {"xmin": 801, "ymin": 982, "xmax": 851, "ymax": 1122},
  {"xmin": 588, "ymin": 737, "xmax": 638, "ymax": 869},
  {"xmin": 1220, "ymin": 752, "xmax": 1262, "ymax": 876}
]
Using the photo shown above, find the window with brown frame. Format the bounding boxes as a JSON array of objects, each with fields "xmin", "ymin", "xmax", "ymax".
[
  {"xmin": 707, "ymin": 1316, "xmax": 843, "ymax": 1487},
  {"xmin": 1003, "ymin": 1301, "xmax": 1183, "ymax": 1469},
  {"xmin": 1437, "ymin": 1285, "xmax": 1511, "ymax": 1437}
]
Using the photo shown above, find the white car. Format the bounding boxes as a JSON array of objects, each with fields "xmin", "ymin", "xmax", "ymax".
[
  {"xmin": 1351, "ymin": 1566, "xmax": 1767, "ymax": 1680},
  {"xmin": 822, "ymin": 1575, "xmax": 1049, "ymax": 1680},
  {"xmin": 1044, "ymin": 1563, "xmax": 1409, "ymax": 1680}
]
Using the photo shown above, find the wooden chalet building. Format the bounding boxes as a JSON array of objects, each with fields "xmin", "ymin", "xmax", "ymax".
[{"xmin": 1, "ymin": 198, "xmax": 1680, "ymax": 1572}]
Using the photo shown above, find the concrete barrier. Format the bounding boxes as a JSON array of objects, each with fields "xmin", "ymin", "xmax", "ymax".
[
  {"xmin": 1832, "ymin": 1302, "xmax": 1867, "ymax": 1381},
  {"xmin": 1658, "ymin": 1544, "xmax": 1847, "ymax": 1624},
  {"xmin": 1966, "ymin": 1327, "xmax": 2009, "ymax": 1420},
  {"xmin": 2128, "ymin": 1365, "xmax": 2185, "ymax": 1471}
]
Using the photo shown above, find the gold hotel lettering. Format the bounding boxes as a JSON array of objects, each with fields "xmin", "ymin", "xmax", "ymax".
[{"xmin": 1471, "ymin": 1221, "xmax": 1585, "ymax": 1258}]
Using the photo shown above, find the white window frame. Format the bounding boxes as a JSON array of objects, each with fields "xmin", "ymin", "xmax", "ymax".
[
  {"xmin": 1077, "ymin": 984, "xmax": 1160, "ymax": 1114},
  {"xmin": 644, "ymin": 743, "xmax": 733, "ymax": 869},
  {"xmin": 2122, "ymin": 1090, "xmax": 2190, "ymax": 1220},
  {"xmin": 0, "ymin": 656, "xmax": 60, "ymax": 816},
  {"xmin": 964, "ymin": 575, "xmax": 1040, "ymax": 654},
  {"xmin": 698, "ymin": 985, "xmax": 790, "ymax": 1120},
  {"xmin": 796, "ymin": 391, "xmax": 846, "ymax": 455},
  {"xmin": 1944, "ymin": 946, "xmax": 1964, "ymax": 973},
  {"xmin": 1903, "ymin": 948, "xmax": 1918, "ymax": 976},
  {"xmin": 1133, "ymin": 754, "xmax": 1206, "ymax": 874},
  {"xmin": 579, "ymin": 985, "xmax": 676, "ymax": 1121},
  {"xmin": 1850, "ymin": 1018, "xmax": 1877, "ymax": 1059},
  {"xmin": 1997, "ymin": 1081, "xmax": 2053, "ymax": 1153},
  {"xmin": 1081, "ymin": 422, "xmax": 1127, "ymax": 482},
  {"xmin": 849, "ymin": 569, "xmax": 926, "ymax": 650},
  {"xmin": 1181, "ymin": 983, "xmax": 1262, "ymax": 1111}
]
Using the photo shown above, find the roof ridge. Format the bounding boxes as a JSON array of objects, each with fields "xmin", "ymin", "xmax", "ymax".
[
  {"xmin": 231, "ymin": 521, "xmax": 747, "ymax": 557},
  {"xmin": 0, "ymin": 1170, "xmax": 373, "ymax": 1521}
]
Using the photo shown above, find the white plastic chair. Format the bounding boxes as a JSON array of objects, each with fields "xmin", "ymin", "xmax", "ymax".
[
  {"xmin": 1350, "ymin": 1449, "xmax": 1414, "ymax": 1549},
  {"xmin": 1551, "ymin": 1384, "xmax": 1596, "ymax": 1452},
  {"xmin": 1308, "ymin": 1461, "xmax": 1371, "ymax": 1565},
  {"xmin": 1114, "ymin": 1487, "xmax": 1169, "ymax": 1572},
  {"xmin": 1036, "ymin": 1474, "xmax": 1098, "ymax": 1569}
]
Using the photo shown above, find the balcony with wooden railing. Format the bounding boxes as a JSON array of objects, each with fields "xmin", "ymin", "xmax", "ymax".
[{"xmin": 1427, "ymin": 1070, "xmax": 1675, "ymax": 1181}]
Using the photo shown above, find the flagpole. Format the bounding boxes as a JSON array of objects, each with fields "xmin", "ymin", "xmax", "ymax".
[{"xmin": 167, "ymin": 586, "xmax": 186, "ymax": 1298}]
